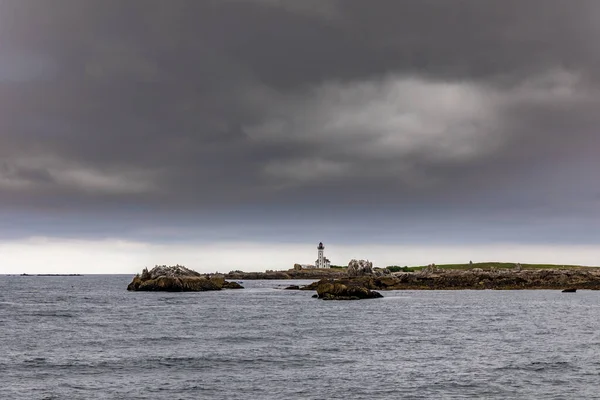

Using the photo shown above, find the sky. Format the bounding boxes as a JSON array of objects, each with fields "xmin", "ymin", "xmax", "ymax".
[{"xmin": 1, "ymin": 0, "xmax": 600, "ymax": 273}]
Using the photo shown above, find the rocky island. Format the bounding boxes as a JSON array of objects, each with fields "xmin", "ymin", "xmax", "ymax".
[
  {"xmin": 309, "ymin": 260, "xmax": 386, "ymax": 300},
  {"xmin": 128, "ymin": 261, "xmax": 600, "ymax": 297},
  {"xmin": 127, "ymin": 265, "xmax": 243, "ymax": 292},
  {"xmin": 302, "ymin": 263, "xmax": 600, "ymax": 297}
]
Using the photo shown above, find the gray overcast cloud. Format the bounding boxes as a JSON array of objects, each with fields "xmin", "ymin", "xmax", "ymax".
[{"xmin": 1, "ymin": 0, "xmax": 599, "ymax": 245}]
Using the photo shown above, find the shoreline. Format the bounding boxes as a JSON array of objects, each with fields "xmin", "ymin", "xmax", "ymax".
[{"xmin": 229, "ymin": 264, "xmax": 600, "ymax": 291}]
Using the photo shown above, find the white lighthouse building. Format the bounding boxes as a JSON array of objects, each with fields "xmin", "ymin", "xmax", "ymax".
[{"xmin": 315, "ymin": 242, "xmax": 331, "ymax": 269}]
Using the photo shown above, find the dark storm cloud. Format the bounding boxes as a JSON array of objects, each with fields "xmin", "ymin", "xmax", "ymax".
[{"xmin": 0, "ymin": 0, "xmax": 599, "ymax": 228}]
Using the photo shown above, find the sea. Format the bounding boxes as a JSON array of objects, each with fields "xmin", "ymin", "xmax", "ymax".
[{"xmin": 1, "ymin": 275, "xmax": 600, "ymax": 399}]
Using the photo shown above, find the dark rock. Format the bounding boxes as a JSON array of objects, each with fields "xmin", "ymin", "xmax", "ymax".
[
  {"xmin": 284, "ymin": 285, "xmax": 301, "ymax": 290},
  {"xmin": 315, "ymin": 278, "xmax": 383, "ymax": 300},
  {"xmin": 222, "ymin": 281, "xmax": 244, "ymax": 289},
  {"xmin": 375, "ymin": 276, "xmax": 398, "ymax": 287},
  {"xmin": 562, "ymin": 288, "xmax": 577, "ymax": 293}
]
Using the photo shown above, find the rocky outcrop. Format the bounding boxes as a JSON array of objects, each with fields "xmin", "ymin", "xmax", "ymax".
[
  {"xmin": 373, "ymin": 268, "xmax": 392, "ymax": 277},
  {"xmin": 347, "ymin": 259, "xmax": 373, "ymax": 277},
  {"xmin": 315, "ymin": 278, "xmax": 383, "ymax": 300},
  {"xmin": 127, "ymin": 265, "xmax": 244, "ymax": 292},
  {"xmin": 347, "ymin": 259, "xmax": 391, "ymax": 277}
]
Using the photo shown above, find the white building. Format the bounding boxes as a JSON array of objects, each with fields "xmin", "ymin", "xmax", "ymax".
[{"xmin": 315, "ymin": 242, "xmax": 331, "ymax": 268}]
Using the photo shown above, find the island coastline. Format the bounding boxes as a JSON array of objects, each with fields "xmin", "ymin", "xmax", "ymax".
[{"xmin": 226, "ymin": 262, "xmax": 600, "ymax": 291}]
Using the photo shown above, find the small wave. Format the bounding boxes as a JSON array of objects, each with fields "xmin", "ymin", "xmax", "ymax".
[
  {"xmin": 141, "ymin": 336, "xmax": 196, "ymax": 343},
  {"xmin": 23, "ymin": 357, "xmax": 47, "ymax": 365},
  {"xmin": 217, "ymin": 335, "xmax": 265, "ymax": 344},
  {"xmin": 496, "ymin": 360, "xmax": 578, "ymax": 373},
  {"xmin": 129, "ymin": 355, "xmax": 320, "ymax": 371},
  {"xmin": 529, "ymin": 360, "xmax": 575, "ymax": 372},
  {"xmin": 28, "ymin": 311, "xmax": 75, "ymax": 318},
  {"xmin": 381, "ymin": 296, "xmax": 412, "ymax": 300}
]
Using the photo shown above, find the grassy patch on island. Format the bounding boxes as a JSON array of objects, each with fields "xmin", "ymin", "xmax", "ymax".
[{"xmin": 404, "ymin": 262, "xmax": 599, "ymax": 271}]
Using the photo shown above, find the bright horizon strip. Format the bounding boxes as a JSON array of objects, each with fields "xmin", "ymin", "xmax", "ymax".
[{"xmin": 0, "ymin": 238, "xmax": 599, "ymax": 275}]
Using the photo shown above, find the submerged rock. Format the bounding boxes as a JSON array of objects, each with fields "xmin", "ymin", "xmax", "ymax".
[
  {"xmin": 222, "ymin": 281, "xmax": 244, "ymax": 289},
  {"xmin": 127, "ymin": 265, "xmax": 244, "ymax": 292},
  {"xmin": 562, "ymin": 288, "xmax": 577, "ymax": 293},
  {"xmin": 300, "ymin": 281, "xmax": 323, "ymax": 291}
]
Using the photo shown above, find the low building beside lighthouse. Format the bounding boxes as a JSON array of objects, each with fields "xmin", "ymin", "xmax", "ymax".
[{"xmin": 315, "ymin": 242, "xmax": 331, "ymax": 269}]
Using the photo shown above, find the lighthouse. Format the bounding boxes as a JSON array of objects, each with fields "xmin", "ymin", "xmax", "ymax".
[{"xmin": 315, "ymin": 242, "xmax": 331, "ymax": 268}]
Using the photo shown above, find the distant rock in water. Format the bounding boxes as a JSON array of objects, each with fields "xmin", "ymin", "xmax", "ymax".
[
  {"xmin": 222, "ymin": 281, "xmax": 244, "ymax": 289},
  {"xmin": 562, "ymin": 288, "xmax": 577, "ymax": 293},
  {"xmin": 315, "ymin": 278, "xmax": 383, "ymax": 300},
  {"xmin": 127, "ymin": 265, "xmax": 244, "ymax": 292}
]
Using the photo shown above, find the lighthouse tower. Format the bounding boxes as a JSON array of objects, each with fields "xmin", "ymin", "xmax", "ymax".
[{"xmin": 315, "ymin": 242, "xmax": 330, "ymax": 268}]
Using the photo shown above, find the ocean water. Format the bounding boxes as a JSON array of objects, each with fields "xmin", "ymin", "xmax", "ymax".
[{"xmin": 1, "ymin": 275, "xmax": 600, "ymax": 399}]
